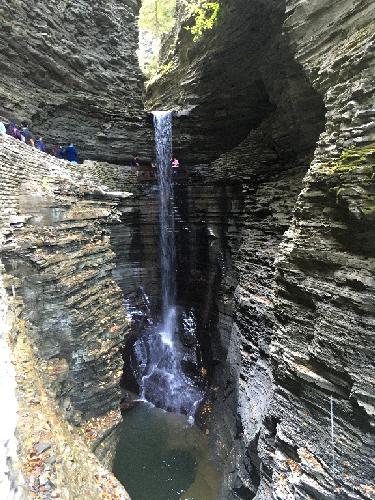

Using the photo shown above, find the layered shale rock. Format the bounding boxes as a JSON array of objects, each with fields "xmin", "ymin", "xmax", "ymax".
[
  {"xmin": 0, "ymin": 135, "xmax": 130, "ymax": 498},
  {"xmin": 0, "ymin": 0, "xmax": 153, "ymax": 163},
  {"xmin": 149, "ymin": 0, "xmax": 375, "ymax": 498},
  {"xmin": 264, "ymin": 145, "xmax": 375, "ymax": 500},
  {"xmin": 260, "ymin": 0, "xmax": 375, "ymax": 497},
  {"xmin": 146, "ymin": 0, "xmax": 325, "ymax": 165},
  {"xmin": 206, "ymin": 131, "xmax": 313, "ymax": 499}
]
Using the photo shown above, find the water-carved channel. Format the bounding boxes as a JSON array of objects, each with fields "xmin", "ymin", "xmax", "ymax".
[{"xmin": 110, "ymin": 113, "xmax": 244, "ymax": 498}]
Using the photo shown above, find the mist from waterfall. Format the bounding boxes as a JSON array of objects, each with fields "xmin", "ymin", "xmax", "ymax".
[{"xmin": 132, "ymin": 111, "xmax": 203, "ymax": 419}]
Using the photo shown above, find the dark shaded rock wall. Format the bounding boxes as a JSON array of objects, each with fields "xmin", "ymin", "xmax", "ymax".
[
  {"xmin": 108, "ymin": 176, "xmax": 244, "ymax": 381},
  {"xmin": 0, "ymin": 0, "xmax": 153, "ymax": 162},
  {"xmin": 146, "ymin": 0, "xmax": 325, "ymax": 166},
  {"xmin": 110, "ymin": 185, "xmax": 160, "ymax": 309},
  {"xmin": 207, "ymin": 1, "xmax": 375, "ymax": 498}
]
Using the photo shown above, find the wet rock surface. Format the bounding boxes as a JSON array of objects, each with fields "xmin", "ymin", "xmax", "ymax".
[
  {"xmin": 109, "ymin": 176, "xmax": 244, "ymax": 414},
  {"xmin": 0, "ymin": 135, "xmax": 130, "ymax": 498},
  {"xmin": 0, "ymin": 0, "xmax": 153, "ymax": 162}
]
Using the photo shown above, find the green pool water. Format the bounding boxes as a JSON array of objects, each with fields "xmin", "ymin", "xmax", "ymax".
[{"xmin": 113, "ymin": 403, "xmax": 221, "ymax": 500}]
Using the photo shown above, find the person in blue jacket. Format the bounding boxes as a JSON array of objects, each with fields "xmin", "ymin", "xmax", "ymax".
[
  {"xmin": 35, "ymin": 136, "xmax": 46, "ymax": 152},
  {"xmin": 20, "ymin": 123, "xmax": 35, "ymax": 146},
  {"xmin": 64, "ymin": 143, "xmax": 78, "ymax": 164}
]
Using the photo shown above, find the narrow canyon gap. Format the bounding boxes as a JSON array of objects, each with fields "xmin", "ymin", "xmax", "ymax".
[{"xmin": 0, "ymin": 0, "xmax": 374, "ymax": 499}]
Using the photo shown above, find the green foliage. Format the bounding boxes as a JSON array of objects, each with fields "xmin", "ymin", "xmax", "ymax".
[
  {"xmin": 184, "ymin": 0, "xmax": 220, "ymax": 41},
  {"xmin": 147, "ymin": 61, "xmax": 177, "ymax": 84},
  {"xmin": 139, "ymin": 0, "xmax": 177, "ymax": 36},
  {"xmin": 143, "ymin": 53, "xmax": 159, "ymax": 80}
]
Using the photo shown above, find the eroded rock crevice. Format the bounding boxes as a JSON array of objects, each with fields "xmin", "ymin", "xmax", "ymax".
[{"xmin": 146, "ymin": 0, "xmax": 326, "ymax": 167}]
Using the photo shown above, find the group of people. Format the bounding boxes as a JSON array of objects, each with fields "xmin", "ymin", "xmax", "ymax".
[
  {"xmin": 1, "ymin": 121, "xmax": 181, "ymax": 171},
  {"xmin": 0, "ymin": 119, "xmax": 79, "ymax": 164},
  {"xmin": 131, "ymin": 153, "xmax": 180, "ymax": 171}
]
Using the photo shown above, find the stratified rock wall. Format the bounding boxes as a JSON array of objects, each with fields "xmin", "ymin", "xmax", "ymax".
[
  {"xmin": 260, "ymin": 2, "xmax": 375, "ymax": 498},
  {"xmin": 207, "ymin": 130, "xmax": 311, "ymax": 499},
  {"xmin": 0, "ymin": 135, "xmax": 130, "ymax": 497},
  {"xmin": 0, "ymin": 0, "xmax": 153, "ymax": 162},
  {"xmin": 1, "ymin": 136, "xmax": 128, "ymax": 424}
]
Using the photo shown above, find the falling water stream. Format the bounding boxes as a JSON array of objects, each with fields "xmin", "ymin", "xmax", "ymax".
[
  {"xmin": 132, "ymin": 111, "xmax": 203, "ymax": 418},
  {"xmin": 155, "ymin": 111, "xmax": 176, "ymax": 325},
  {"xmin": 113, "ymin": 112, "xmax": 221, "ymax": 499}
]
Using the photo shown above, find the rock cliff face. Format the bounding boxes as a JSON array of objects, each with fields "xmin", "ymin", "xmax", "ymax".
[
  {"xmin": 146, "ymin": 0, "xmax": 325, "ymax": 165},
  {"xmin": 208, "ymin": 132, "xmax": 312, "ymax": 499},
  {"xmin": 148, "ymin": 0, "xmax": 375, "ymax": 498},
  {"xmin": 0, "ymin": 135, "xmax": 130, "ymax": 498},
  {"xmin": 265, "ymin": 145, "xmax": 375, "ymax": 500},
  {"xmin": 0, "ymin": 0, "xmax": 153, "ymax": 162},
  {"xmin": 262, "ymin": 1, "xmax": 375, "ymax": 498}
]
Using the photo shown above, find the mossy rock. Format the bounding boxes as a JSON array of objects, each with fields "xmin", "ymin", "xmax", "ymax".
[
  {"xmin": 362, "ymin": 205, "xmax": 375, "ymax": 215},
  {"xmin": 320, "ymin": 144, "xmax": 375, "ymax": 177}
]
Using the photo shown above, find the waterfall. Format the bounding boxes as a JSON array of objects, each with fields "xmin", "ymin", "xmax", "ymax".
[
  {"xmin": 132, "ymin": 112, "xmax": 203, "ymax": 419},
  {"xmin": 153, "ymin": 111, "xmax": 176, "ymax": 339}
]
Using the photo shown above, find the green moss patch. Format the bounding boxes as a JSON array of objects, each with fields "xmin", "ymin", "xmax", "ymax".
[{"xmin": 321, "ymin": 144, "xmax": 375, "ymax": 176}]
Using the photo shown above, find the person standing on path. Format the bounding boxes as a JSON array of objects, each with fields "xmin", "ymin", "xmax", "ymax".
[
  {"xmin": 131, "ymin": 153, "xmax": 141, "ymax": 169},
  {"xmin": 171, "ymin": 156, "xmax": 179, "ymax": 174},
  {"xmin": 52, "ymin": 144, "xmax": 63, "ymax": 159},
  {"xmin": 0, "ymin": 121, "xmax": 6, "ymax": 134},
  {"xmin": 20, "ymin": 123, "xmax": 35, "ymax": 147},
  {"xmin": 6, "ymin": 121, "xmax": 22, "ymax": 140},
  {"xmin": 35, "ymin": 136, "xmax": 46, "ymax": 152},
  {"xmin": 64, "ymin": 143, "xmax": 78, "ymax": 164}
]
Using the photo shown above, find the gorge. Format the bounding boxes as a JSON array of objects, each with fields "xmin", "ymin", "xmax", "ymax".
[{"xmin": 0, "ymin": 0, "xmax": 374, "ymax": 499}]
